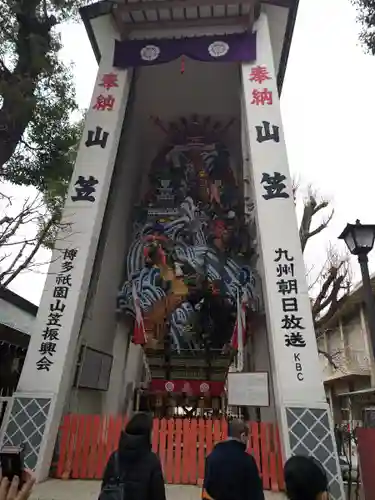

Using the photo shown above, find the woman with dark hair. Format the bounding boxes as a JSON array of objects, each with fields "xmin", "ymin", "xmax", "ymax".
[
  {"xmin": 101, "ymin": 412, "xmax": 166, "ymax": 500},
  {"xmin": 284, "ymin": 455, "xmax": 329, "ymax": 500}
]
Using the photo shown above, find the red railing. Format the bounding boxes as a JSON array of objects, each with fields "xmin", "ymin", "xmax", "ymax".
[{"xmin": 55, "ymin": 415, "xmax": 284, "ymax": 491}]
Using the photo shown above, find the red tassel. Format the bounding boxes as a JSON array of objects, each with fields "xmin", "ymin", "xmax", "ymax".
[{"xmin": 181, "ymin": 55, "xmax": 185, "ymax": 74}]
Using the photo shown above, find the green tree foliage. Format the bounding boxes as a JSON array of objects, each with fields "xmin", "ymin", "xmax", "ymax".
[
  {"xmin": 0, "ymin": 0, "xmax": 92, "ymax": 284},
  {"xmin": 352, "ymin": 0, "xmax": 375, "ymax": 53},
  {"xmin": 0, "ymin": 0, "xmax": 90, "ymax": 210}
]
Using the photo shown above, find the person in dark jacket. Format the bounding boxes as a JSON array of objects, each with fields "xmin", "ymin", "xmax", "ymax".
[
  {"xmin": 203, "ymin": 419, "xmax": 264, "ymax": 500},
  {"xmin": 101, "ymin": 412, "xmax": 166, "ymax": 500},
  {"xmin": 284, "ymin": 455, "xmax": 328, "ymax": 500}
]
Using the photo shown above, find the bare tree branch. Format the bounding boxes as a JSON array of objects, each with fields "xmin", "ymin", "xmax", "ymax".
[
  {"xmin": 299, "ymin": 187, "xmax": 334, "ymax": 253},
  {"xmin": 306, "ymin": 211, "xmax": 334, "ymax": 240},
  {"xmin": 318, "ymin": 348, "xmax": 339, "ymax": 370},
  {"xmin": 296, "ymin": 184, "xmax": 352, "ymax": 368},
  {"xmin": 312, "ymin": 247, "xmax": 351, "ymax": 331},
  {"xmin": 0, "ymin": 216, "xmax": 12, "ymax": 225},
  {"xmin": 0, "ymin": 196, "xmax": 44, "ymax": 246},
  {"xmin": 0, "ymin": 191, "xmax": 67, "ymax": 288},
  {"xmin": 0, "ymin": 241, "xmax": 28, "ymax": 284},
  {"xmin": 1, "ymin": 215, "xmax": 55, "ymax": 287},
  {"xmin": 292, "ymin": 176, "xmax": 300, "ymax": 204}
]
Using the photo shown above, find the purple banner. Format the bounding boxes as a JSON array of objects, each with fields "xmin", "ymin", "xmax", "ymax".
[{"xmin": 113, "ymin": 32, "xmax": 256, "ymax": 68}]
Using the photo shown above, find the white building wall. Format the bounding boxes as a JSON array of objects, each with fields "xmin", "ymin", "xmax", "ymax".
[
  {"xmin": 327, "ymin": 327, "xmax": 343, "ymax": 354},
  {"xmin": 0, "ymin": 299, "xmax": 35, "ymax": 335},
  {"xmin": 320, "ymin": 305, "xmax": 371, "ymax": 380},
  {"xmin": 67, "ymin": 89, "xmax": 145, "ymax": 415},
  {"xmin": 262, "ymin": 4, "xmax": 289, "ymax": 75},
  {"xmin": 343, "ymin": 316, "xmax": 366, "ymax": 351}
]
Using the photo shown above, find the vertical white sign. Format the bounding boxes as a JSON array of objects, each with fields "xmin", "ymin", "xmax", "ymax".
[
  {"xmin": 240, "ymin": 14, "xmax": 344, "ymax": 500},
  {"xmin": 240, "ymin": 16, "xmax": 344, "ymax": 500},
  {"xmin": 240, "ymin": 15, "xmax": 325, "ymax": 406},
  {"xmin": 18, "ymin": 63, "xmax": 132, "ymax": 394}
]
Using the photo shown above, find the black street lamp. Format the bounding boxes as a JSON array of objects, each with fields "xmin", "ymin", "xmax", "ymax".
[{"xmin": 339, "ymin": 220, "xmax": 375, "ymax": 360}]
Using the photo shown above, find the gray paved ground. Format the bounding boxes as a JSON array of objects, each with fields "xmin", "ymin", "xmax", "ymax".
[{"xmin": 30, "ymin": 480, "xmax": 285, "ymax": 500}]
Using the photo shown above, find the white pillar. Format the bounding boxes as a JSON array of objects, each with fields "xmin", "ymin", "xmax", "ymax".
[
  {"xmin": 0, "ymin": 18, "xmax": 133, "ymax": 481},
  {"xmin": 240, "ymin": 13, "xmax": 344, "ymax": 500}
]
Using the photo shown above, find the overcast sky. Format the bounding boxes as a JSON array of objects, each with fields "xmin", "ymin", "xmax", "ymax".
[{"xmin": 5, "ymin": 0, "xmax": 375, "ymax": 305}]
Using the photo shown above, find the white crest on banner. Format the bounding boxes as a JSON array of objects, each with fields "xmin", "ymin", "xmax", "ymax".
[
  {"xmin": 165, "ymin": 381, "xmax": 175, "ymax": 392},
  {"xmin": 208, "ymin": 41, "xmax": 229, "ymax": 58},
  {"xmin": 200, "ymin": 382, "xmax": 209, "ymax": 393},
  {"xmin": 140, "ymin": 45, "xmax": 161, "ymax": 61}
]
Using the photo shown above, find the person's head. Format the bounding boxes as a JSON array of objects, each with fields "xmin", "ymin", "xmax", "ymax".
[
  {"xmin": 228, "ymin": 419, "xmax": 249, "ymax": 445},
  {"xmin": 284, "ymin": 455, "xmax": 328, "ymax": 500},
  {"xmin": 119, "ymin": 412, "xmax": 153, "ymax": 458},
  {"xmin": 125, "ymin": 412, "xmax": 153, "ymax": 438}
]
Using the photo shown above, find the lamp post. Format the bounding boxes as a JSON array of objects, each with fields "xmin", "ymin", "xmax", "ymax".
[{"xmin": 339, "ymin": 220, "xmax": 375, "ymax": 360}]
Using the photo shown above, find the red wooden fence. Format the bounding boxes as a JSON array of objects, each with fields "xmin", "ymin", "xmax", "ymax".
[{"xmin": 54, "ymin": 415, "xmax": 284, "ymax": 491}]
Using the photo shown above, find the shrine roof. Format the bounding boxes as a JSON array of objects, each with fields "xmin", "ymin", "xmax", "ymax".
[{"xmin": 80, "ymin": 0, "xmax": 299, "ymax": 92}]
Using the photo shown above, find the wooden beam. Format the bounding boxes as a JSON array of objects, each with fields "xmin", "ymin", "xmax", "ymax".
[
  {"xmin": 247, "ymin": 2, "xmax": 254, "ymax": 31},
  {"xmin": 113, "ymin": 0, "xmax": 290, "ymax": 7},
  {"xmin": 246, "ymin": 0, "xmax": 260, "ymax": 31},
  {"xmin": 114, "ymin": 0, "xmax": 253, "ymax": 12},
  {"xmin": 116, "ymin": 15, "xmax": 249, "ymax": 32},
  {"xmin": 112, "ymin": 12, "xmax": 249, "ymax": 34},
  {"xmin": 111, "ymin": 5, "xmax": 130, "ymax": 39},
  {"xmin": 263, "ymin": 0, "xmax": 290, "ymax": 6}
]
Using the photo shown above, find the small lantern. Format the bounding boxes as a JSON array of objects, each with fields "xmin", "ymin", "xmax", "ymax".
[{"xmin": 339, "ymin": 220, "xmax": 375, "ymax": 256}]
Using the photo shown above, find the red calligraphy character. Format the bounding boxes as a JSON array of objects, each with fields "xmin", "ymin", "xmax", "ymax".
[
  {"xmin": 99, "ymin": 72, "xmax": 118, "ymax": 90},
  {"xmin": 93, "ymin": 94, "xmax": 115, "ymax": 111},
  {"xmin": 251, "ymin": 88, "xmax": 273, "ymax": 106},
  {"xmin": 249, "ymin": 65, "xmax": 271, "ymax": 84}
]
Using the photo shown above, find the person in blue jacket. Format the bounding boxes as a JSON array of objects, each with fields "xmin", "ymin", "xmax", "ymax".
[{"xmin": 203, "ymin": 419, "xmax": 264, "ymax": 500}]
